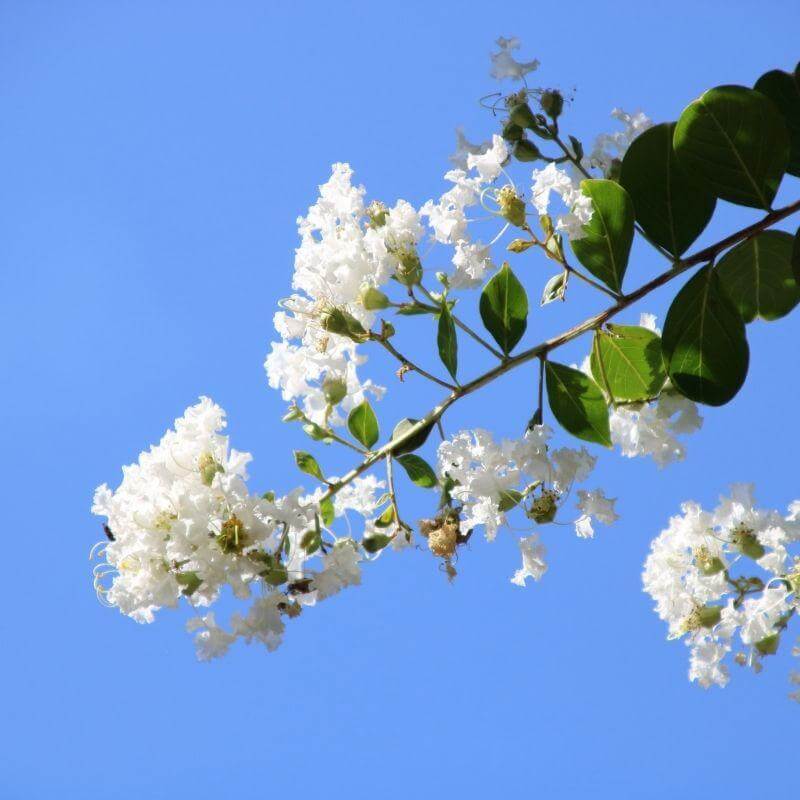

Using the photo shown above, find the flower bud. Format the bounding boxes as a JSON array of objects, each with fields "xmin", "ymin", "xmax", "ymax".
[
  {"xmin": 731, "ymin": 524, "xmax": 766, "ymax": 560},
  {"xmin": 497, "ymin": 186, "xmax": 527, "ymax": 228},
  {"xmin": 509, "ymin": 103, "xmax": 536, "ymax": 129},
  {"xmin": 513, "ymin": 139, "xmax": 541, "ymax": 162},
  {"xmin": 755, "ymin": 633, "xmax": 780, "ymax": 656},
  {"xmin": 393, "ymin": 247, "xmax": 422, "ymax": 286},
  {"xmin": 540, "ymin": 90, "xmax": 564, "ymax": 119},
  {"xmin": 198, "ymin": 452, "xmax": 224, "ymax": 487},
  {"xmin": 360, "ymin": 286, "xmax": 390, "ymax": 310},
  {"xmin": 322, "ymin": 375, "xmax": 347, "ymax": 405},
  {"xmin": 502, "ymin": 120, "xmax": 524, "ymax": 142},
  {"xmin": 366, "ymin": 200, "xmax": 388, "ymax": 228},
  {"xmin": 320, "ymin": 306, "xmax": 369, "ymax": 342}
]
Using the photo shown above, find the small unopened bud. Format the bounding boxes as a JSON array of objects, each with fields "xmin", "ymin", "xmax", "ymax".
[
  {"xmin": 360, "ymin": 286, "xmax": 390, "ymax": 310},
  {"xmin": 540, "ymin": 89, "xmax": 564, "ymax": 119},
  {"xmin": 497, "ymin": 186, "xmax": 527, "ymax": 228},
  {"xmin": 507, "ymin": 238, "xmax": 535, "ymax": 254},
  {"xmin": 198, "ymin": 452, "xmax": 224, "ymax": 487},
  {"xmin": 393, "ymin": 247, "xmax": 422, "ymax": 286},
  {"xmin": 755, "ymin": 633, "xmax": 780, "ymax": 656},
  {"xmin": 435, "ymin": 271, "xmax": 450, "ymax": 288},
  {"xmin": 502, "ymin": 120, "xmax": 524, "ymax": 142},
  {"xmin": 694, "ymin": 546, "xmax": 725, "ymax": 576},
  {"xmin": 322, "ymin": 375, "xmax": 347, "ymax": 406},
  {"xmin": 605, "ymin": 158, "xmax": 622, "ymax": 181},
  {"xmin": 509, "ymin": 103, "xmax": 536, "ymax": 129},
  {"xmin": 527, "ymin": 489, "xmax": 559, "ymax": 524},
  {"xmin": 366, "ymin": 200, "xmax": 388, "ymax": 228},
  {"xmin": 514, "ymin": 139, "xmax": 541, "ymax": 162},
  {"xmin": 320, "ymin": 306, "xmax": 369, "ymax": 342}
]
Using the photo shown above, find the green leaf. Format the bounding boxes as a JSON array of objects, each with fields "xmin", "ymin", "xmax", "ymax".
[
  {"xmin": 390, "ymin": 418, "xmax": 434, "ymax": 456},
  {"xmin": 374, "ymin": 506, "xmax": 395, "ymax": 528},
  {"xmin": 362, "ymin": 534, "xmax": 393, "ymax": 554},
  {"xmin": 673, "ymin": 85, "xmax": 790, "ymax": 209},
  {"xmin": 319, "ymin": 496, "xmax": 335, "ymax": 527},
  {"xmin": 479, "ymin": 262, "xmax": 529, "ymax": 354},
  {"xmin": 590, "ymin": 324, "xmax": 667, "ymax": 402},
  {"xmin": 716, "ymin": 231, "xmax": 800, "ymax": 322},
  {"xmin": 620, "ymin": 122, "xmax": 716, "ymax": 257},
  {"xmin": 294, "ymin": 450, "xmax": 325, "ymax": 481},
  {"xmin": 541, "ymin": 271, "xmax": 567, "ymax": 305},
  {"xmin": 662, "ymin": 265, "xmax": 749, "ymax": 406},
  {"xmin": 347, "ymin": 401, "xmax": 379, "ymax": 449},
  {"xmin": 545, "ymin": 361, "xmax": 611, "ymax": 447},
  {"xmin": 570, "ymin": 179, "xmax": 635, "ymax": 293},
  {"xmin": 437, "ymin": 304, "xmax": 458, "ymax": 380},
  {"xmin": 396, "ymin": 454, "xmax": 437, "ymax": 489},
  {"xmin": 754, "ymin": 67, "xmax": 800, "ymax": 177},
  {"xmin": 497, "ymin": 489, "xmax": 523, "ymax": 512}
]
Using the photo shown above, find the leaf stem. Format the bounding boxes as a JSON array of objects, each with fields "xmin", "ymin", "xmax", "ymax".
[{"xmin": 373, "ymin": 334, "xmax": 458, "ymax": 392}]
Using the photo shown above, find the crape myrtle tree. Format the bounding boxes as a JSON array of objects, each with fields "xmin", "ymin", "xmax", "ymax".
[{"xmin": 92, "ymin": 38, "xmax": 800, "ymax": 699}]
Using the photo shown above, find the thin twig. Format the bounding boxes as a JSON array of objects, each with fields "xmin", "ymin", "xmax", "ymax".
[{"xmin": 374, "ymin": 335, "xmax": 458, "ymax": 391}]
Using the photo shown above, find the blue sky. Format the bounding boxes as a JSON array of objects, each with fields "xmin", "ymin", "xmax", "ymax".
[{"xmin": 2, "ymin": 1, "xmax": 799, "ymax": 797}]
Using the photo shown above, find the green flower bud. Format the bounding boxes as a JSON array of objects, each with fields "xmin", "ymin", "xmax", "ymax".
[
  {"xmin": 322, "ymin": 375, "xmax": 347, "ymax": 405},
  {"xmin": 360, "ymin": 286, "xmax": 390, "ymax": 310},
  {"xmin": 509, "ymin": 103, "xmax": 536, "ymax": 129},
  {"xmin": 502, "ymin": 120, "xmax": 524, "ymax": 142},
  {"xmin": 605, "ymin": 158, "xmax": 623, "ymax": 181},
  {"xmin": 366, "ymin": 200, "xmax": 388, "ymax": 228},
  {"xmin": 696, "ymin": 605, "xmax": 722, "ymax": 629},
  {"xmin": 320, "ymin": 306, "xmax": 369, "ymax": 342},
  {"xmin": 514, "ymin": 139, "xmax": 542, "ymax": 162},
  {"xmin": 362, "ymin": 533, "xmax": 393, "ymax": 554},
  {"xmin": 540, "ymin": 89, "xmax": 564, "ymax": 119},
  {"xmin": 507, "ymin": 238, "xmax": 535, "ymax": 254},
  {"xmin": 198, "ymin": 452, "xmax": 224, "ymax": 487},
  {"xmin": 694, "ymin": 546, "xmax": 725, "ymax": 576},
  {"xmin": 497, "ymin": 186, "xmax": 527, "ymax": 228},
  {"xmin": 393, "ymin": 247, "xmax": 422, "ymax": 286}
]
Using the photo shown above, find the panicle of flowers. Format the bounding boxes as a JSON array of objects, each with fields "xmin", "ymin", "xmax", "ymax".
[
  {"xmin": 435, "ymin": 425, "xmax": 618, "ymax": 583},
  {"xmin": 643, "ymin": 485, "xmax": 800, "ymax": 690},
  {"xmin": 530, "ymin": 162, "xmax": 594, "ymax": 241},
  {"xmin": 92, "ymin": 398, "xmax": 387, "ymax": 660}
]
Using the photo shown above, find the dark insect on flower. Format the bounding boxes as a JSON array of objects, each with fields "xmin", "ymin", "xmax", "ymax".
[{"xmin": 103, "ymin": 524, "xmax": 116, "ymax": 542}]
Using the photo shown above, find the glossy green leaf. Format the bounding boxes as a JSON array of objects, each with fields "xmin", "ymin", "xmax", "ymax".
[
  {"xmin": 673, "ymin": 85, "xmax": 790, "ymax": 209},
  {"xmin": 294, "ymin": 450, "xmax": 325, "ymax": 481},
  {"xmin": 301, "ymin": 529, "xmax": 321, "ymax": 555},
  {"xmin": 590, "ymin": 324, "xmax": 667, "ymax": 402},
  {"xmin": 662, "ymin": 265, "xmax": 749, "ymax": 406},
  {"xmin": 396, "ymin": 454, "xmax": 437, "ymax": 489},
  {"xmin": 716, "ymin": 231, "xmax": 800, "ymax": 322},
  {"xmin": 373, "ymin": 506, "xmax": 395, "ymax": 528},
  {"xmin": 545, "ymin": 361, "xmax": 611, "ymax": 447},
  {"xmin": 570, "ymin": 179, "xmax": 635, "ymax": 293},
  {"xmin": 479, "ymin": 263, "xmax": 528, "ymax": 354},
  {"xmin": 620, "ymin": 122, "xmax": 716, "ymax": 257},
  {"xmin": 390, "ymin": 418, "xmax": 434, "ymax": 456},
  {"xmin": 347, "ymin": 401, "xmax": 379, "ymax": 449},
  {"xmin": 362, "ymin": 534, "xmax": 393, "ymax": 553},
  {"xmin": 437, "ymin": 304, "xmax": 458, "ymax": 380},
  {"xmin": 754, "ymin": 67, "xmax": 800, "ymax": 177},
  {"xmin": 497, "ymin": 489, "xmax": 523, "ymax": 512}
]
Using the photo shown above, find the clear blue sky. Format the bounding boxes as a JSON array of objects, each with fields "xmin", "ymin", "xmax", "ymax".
[{"xmin": 2, "ymin": 2, "xmax": 799, "ymax": 797}]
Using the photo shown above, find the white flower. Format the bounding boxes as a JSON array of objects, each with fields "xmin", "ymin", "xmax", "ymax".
[
  {"xmin": 587, "ymin": 108, "xmax": 653, "ymax": 175},
  {"xmin": 450, "ymin": 127, "xmax": 486, "ymax": 169},
  {"xmin": 511, "ymin": 534, "xmax": 547, "ymax": 586},
  {"xmin": 490, "ymin": 36, "xmax": 539, "ymax": 81},
  {"xmin": 450, "ymin": 240, "xmax": 495, "ymax": 288},
  {"xmin": 575, "ymin": 489, "xmax": 619, "ymax": 538},
  {"xmin": 466, "ymin": 134, "xmax": 509, "ymax": 183},
  {"xmin": 313, "ymin": 539, "xmax": 362, "ymax": 599}
]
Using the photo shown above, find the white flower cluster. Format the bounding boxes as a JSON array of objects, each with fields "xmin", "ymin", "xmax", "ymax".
[
  {"xmin": 643, "ymin": 485, "xmax": 800, "ymax": 691},
  {"xmin": 92, "ymin": 398, "xmax": 385, "ymax": 659},
  {"xmin": 489, "ymin": 36, "xmax": 540, "ymax": 82},
  {"xmin": 436, "ymin": 425, "xmax": 618, "ymax": 583}
]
